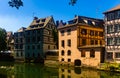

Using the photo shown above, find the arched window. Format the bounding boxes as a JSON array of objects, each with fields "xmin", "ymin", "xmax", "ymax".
[
  {"xmin": 67, "ymin": 50, "xmax": 71, "ymax": 56},
  {"xmin": 61, "ymin": 50, "xmax": 64, "ymax": 56}
]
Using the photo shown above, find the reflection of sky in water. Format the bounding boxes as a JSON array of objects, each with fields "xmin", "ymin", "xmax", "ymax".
[{"xmin": 0, "ymin": 63, "xmax": 120, "ymax": 78}]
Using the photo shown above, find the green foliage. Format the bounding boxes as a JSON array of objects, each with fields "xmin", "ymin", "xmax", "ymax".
[
  {"xmin": 0, "ymin": 28, "xmax": 7, "ymax": 51},
  {"xmin": 8, "ymin": 0, "xmax": 23, "ymax": 9}
]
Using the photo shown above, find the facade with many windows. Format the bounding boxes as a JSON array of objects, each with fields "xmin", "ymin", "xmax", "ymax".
[
  {"xmin": 104, "ymin": 5, "xmax": 120, "ymax": 63},
  {"xmin": 14, "ymin": 16, "xmax": 57, "ymax": 62},
  {"xmin": 58, "ymin": 16, "xmax": 105, "ymax": 67}
]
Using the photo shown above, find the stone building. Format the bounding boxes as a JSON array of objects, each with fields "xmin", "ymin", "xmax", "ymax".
[
  {"xmin": 14, "ymin": 16, "xmax": 57, "ymax": 62},
  {"xmin": 58, "ymin": 15, "xmax": 105, "ymax": 67},
  {"xmin": 103, "ymin": 5, "xmax": 120, "ymax": 63}
]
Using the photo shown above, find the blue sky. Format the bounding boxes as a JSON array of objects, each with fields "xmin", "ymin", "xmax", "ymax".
[{"xmin": 0, "ymin": 0, "xmax": 120, "ymax": 32}]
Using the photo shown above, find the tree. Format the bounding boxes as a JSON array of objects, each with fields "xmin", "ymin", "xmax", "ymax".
[
  {"xmin": 0, "ymin": 28, "xmax": 7, "ymax": 51},
  {"xmin": 8, "ymin": 0, "xmax": 23, "ymax": 9},
  {"xmin": 8, "ymin": 0, "xmax": 77, "ymax": 9}
]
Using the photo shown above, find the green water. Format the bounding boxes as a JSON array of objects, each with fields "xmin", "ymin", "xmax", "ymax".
[{"xmin": 0, "ymin": 62, "xmax": 120, "ymax": 78}]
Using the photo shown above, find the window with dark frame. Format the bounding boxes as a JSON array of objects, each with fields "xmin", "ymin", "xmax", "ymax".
[
  {"xmin": 90, "ymin": 30, "xmax": 94, "ymax": 36},
  {"xmin": 67, "ymin": 29, "xmax": 71, "ymax": 35},
  {"xmin": 61, "ymin": 40, "xmax": 65, "ymax": 47},
  {"xmin": 90, "ymin": 49, "xmax": 95, "ymax": 58},
  {"xmin": 81, "ymin": 50, "xmax": 85, "ymax": 57},
  {"xmin": 95, "ymin": 40, "xmax": 98, "ymax": 45},
  {"xmin": 82, "ymin": 39, "xmax": 86, "ymax": 45},
  {"xmin": 67, "ymin": 39, "xmax": 71, "ymax": 47},
  {"xmin": 61, "ymin": 50, "xmax": 64, "ymax": 56},
  {"xmin": 81, "ymin": 29, "xmax": 87, "ymax": 35},
  {"xmin": 107, "ymin": 52, "xmax": 113, "ymax": 59},
  {"xmin": 68, "ymin": 59, "xmax": 71, "ymax": 62},
  {"xmin": 61, "ymin": 58, "xmax": 64, "ymax": 61},
  {"xmin": 67, "ymin": 50, "xmax": 71, "ymax": 56},
  {"xmin": 90, "ymin": 40, "xmax": 94, "ymax": 45},
  {"xmin": 61, "ymin": 30, "xmax": 64, "ymax": 36}
]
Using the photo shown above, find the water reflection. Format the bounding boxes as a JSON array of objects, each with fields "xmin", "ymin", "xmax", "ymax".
[{"xmin": 0, "ymin": 62, "xmax": 120, "ymax": 78}]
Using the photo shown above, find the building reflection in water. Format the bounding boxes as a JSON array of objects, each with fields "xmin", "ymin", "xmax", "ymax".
[
  {"xmin": 0, "ymin": 63, "xmax": 120, "ymax": 78},
  {"xmin": 59, "ymin": 67, "xmax": 101, "ymax": 78}
]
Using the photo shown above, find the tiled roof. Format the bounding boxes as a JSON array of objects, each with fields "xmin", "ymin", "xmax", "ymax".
[
  {"xmin": 103, "ymin": 5, "xmax": 120, "ymax": 13},
  {"xmin": 26, "ymin": 16, "xmax": 52, "ymax": 30}
]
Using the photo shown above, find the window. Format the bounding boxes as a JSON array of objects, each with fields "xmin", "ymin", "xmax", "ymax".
[
  {"xmin": 61, "ymin": 30, "xmax": 64, "ymax": 36},
  {"xmin": 95, "ymin": 31, "xmax": 98, "ymax": 36},
  {"xmin": 67, "ymin": 29, "xmax": 71, "ymax": 35},
  {"xmin": 48, "ymin": 45, "xmax": 50, "ymax": 49},
  {"xmin": 107, "ymin": 52, "xmax": 113, "ymax": 59},
  {"xmin": 27, "ymin": 53, "xmax": 30, "ymax": 57},
  {"xmin": 61, "ymin": 40, "xmax": 65, "ymax": 47},
  {"xmin": 95, "ymin": 40, "xmax": 98, "ymax": 45},
  {"xmin": 115, "ymin": 53, "xmax": 120, "ymax": 58},
  {"xmin": 61, "ymin": 58, "xmax": 64, "ymax": 61},
  {"xmin": 90, "ymin": 49, "xmax": 95, "ymax": 58},
  {"xmin": 68, "ymin": 70, "xmax": 71, "ymax": 73},
  {"xmin": 37, "ymin": 36, "xmax": 40, "ymax": 42},
  {"xmin": 16, "ymin": 52, "xmax": 19, "ymax": 57},
  {"xmin": 117, "ymin": 11, "xmax": 120, "ymax": 18},
  {"xmin": 32, "ymin": 37, "xmax": 35, "ymax": 42},
  {"xmin": 67, "ymin": 50, "xmax": 71, "ymax": 56},
  {"xmin": 32, "ymin": 45, "xmax": 35, "ymax": 49},
  {"xmin": 27, "ymin": 46, "xmax": 30, "ymax": 50},
  {"xmin": 81, "ymin": 50, "xmax": 85, "ymax": 57},
  {"xmin": 37, "ymin": 45, "xmax": 40, "ymax": 49},
  {"xmin": 115, "ymin": 37, "xmax": 120, "ymax": 45},
  {"xmin": 61, "ymin": 50, "xmax": 64, "ymax": 56},
  {"xmin": 21, "ymin": 52, "xmax": 23, "ymax": 57},
  {"xmin": 90, "ymin": 30, "xmax": 94, "ymax": 36},
  {"xmin": 100, "ymin": 40, "xmax": 102, "ymax": 45},
  {"xmin": 82, "ymin": 39, "xmax": 86, "ymax": 45},
  {"xmin": 115, "ymin": 24, "xmax": 120, "ymax": 32},
  {"xmin": 61, "ymin": 69, "xmax": 64, "ymax": 72},
  {"xmin": 81, "ymin": 29, "xmax": 87, "ymax": 35},
  {"xmin": 107, "ymin": 38, "xmax": 113, "ymax": 45},
  {"xmin": 107, "ymin": 25, "xmax": 114, "ymax": 33},
  {"xmin": 90, "ymin": 40, "xmax": 94, "ymax": 45},
  {"xmin": 33, "ymin": 53, "xmax": 35, "ymax": 57},
  {"xmin": 68, "ymin": 59, "xmax": 71, "ymax": 62},
  {"xmin": 67, "ymin": 39, "xmax": 71, "ymax": 47},
  {"xmin": 99, "ymin": 32, "xmax": 103, "ymax": 37}
]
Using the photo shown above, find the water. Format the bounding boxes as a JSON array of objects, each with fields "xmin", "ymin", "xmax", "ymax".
[{"xmin": 0, "ymin": 62, "xmax": 120, "ymax": 78}]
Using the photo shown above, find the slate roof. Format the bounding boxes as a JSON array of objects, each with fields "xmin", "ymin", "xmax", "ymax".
[
  {"xmin": 58, "ymin": 15, "xmax": 104, "ymax": 29},
  {"xmin": 103, "ymin": 5, "xmax": 120, "ymax": 14}
]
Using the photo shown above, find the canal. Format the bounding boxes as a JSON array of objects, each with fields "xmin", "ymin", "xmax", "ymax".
[{"xmin": 0, "ymin": 62, "xmax": 120, "ymax": 78}]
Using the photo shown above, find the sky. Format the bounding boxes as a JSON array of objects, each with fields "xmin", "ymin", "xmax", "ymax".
[{"xmin": 0, "ymin": 0, "xmax": 120, "ymax": 32}]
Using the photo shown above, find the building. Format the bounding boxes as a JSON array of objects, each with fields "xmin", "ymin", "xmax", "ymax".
[
  {"xmin": 58, "ymin": 16, "xmax": 105, "ymax": 67},
  {"xmin": 6, "ymin": 31, "xmax": 14, "ymax": 52},
  {"xmin": 103, "ymin": 5, "xmax": 120, "ymax": 63},
  {"xmin": 14, "ymin": 27, "xmax": 26, "ymax": 61},
  {"xmin": 14, "ymin": 16, "xmax": 57, "ymax": 62}
]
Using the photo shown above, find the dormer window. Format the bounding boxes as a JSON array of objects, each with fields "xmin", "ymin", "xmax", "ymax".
[{"xmin": 41, "ymin": 18, "xmax": 46, "ymax": 22}]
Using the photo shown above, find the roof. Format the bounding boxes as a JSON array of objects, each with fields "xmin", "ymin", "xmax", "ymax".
[
  {"xmin": 103, "ymin": 5, "xmax": 120, "ymax": 14},
  {"xmin": 58, "ymin": 15, "xmax": 104, "ymax": 29},
  {"xmin": 17, "ymin": 27, "xmax": 26, "ymax": 32},
  {"xmin": 26, "ymin": 16, "xmax": 53, "ymax": 30}
]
